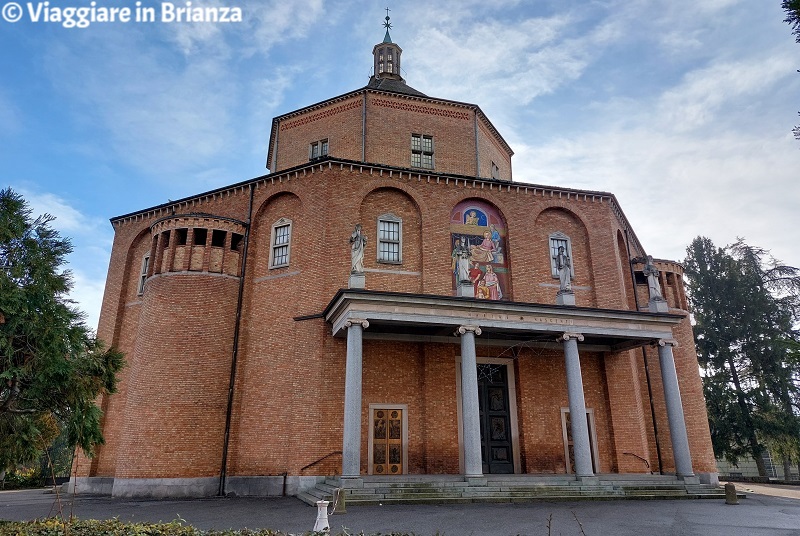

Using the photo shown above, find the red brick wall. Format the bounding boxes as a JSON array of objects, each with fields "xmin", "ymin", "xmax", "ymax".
[
  {"xmin": 477, "ymin": 118, "xmax": 512, "ymax": 180},
  {"xmin": 272, "ymin": 91, "xmax": 513, "ymax": 180},
  {"xmin": 273, "ymin": 96, "xmax": 364, "ymax": 171}
]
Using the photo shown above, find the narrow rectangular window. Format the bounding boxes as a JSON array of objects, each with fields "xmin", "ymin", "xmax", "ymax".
[
  {"xmin": 176, "ymin": 228, "xmax": 188, "ymax": 246},
  {"xmin": 270, "ymin": 219, "xmax": 292, "ymax": 268},
  {"xmin": 309, "ymin": 139, "xmax": 329, "ymax": 160},
  {"xmin": 211, "ymin": 229, "xmax": 226, "ymax": 248},
  {"xmin": 137, "ymin": 254, "xmax": 150, "ymax": 295},
  {"xmin": 193, "ymin": 228, "xmax": 207, "ymax": 246},
  {"xmin": 491, "ymin": 161, "xmax": 500, "ymax": 179},
  {"xmin": 377, "ymin": 215, "xmax": 402, "ymax": 263},
  {"xmin": 411, "ymin": 134, "xmax": 434, "ymax": 169},
  {"xmin": 230, "ymin": 233, "xmax": 243, "ymax": 251}
]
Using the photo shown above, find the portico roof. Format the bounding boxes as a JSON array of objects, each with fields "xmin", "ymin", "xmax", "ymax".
[{"xmin": 323, "ymin": 290, "xmax": 683, "ymax": 353}]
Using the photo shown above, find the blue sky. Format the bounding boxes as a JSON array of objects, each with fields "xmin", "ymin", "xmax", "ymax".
[{"xmin": 2, "ymin": 0, "xmax": 799, "ymax": 332}]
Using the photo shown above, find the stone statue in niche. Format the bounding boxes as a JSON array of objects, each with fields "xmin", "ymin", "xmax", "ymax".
[
  {"xmin": 451, "ymin": 237, "xmax": 471, "ymax": 283},
  {"xmin": 554, "ymin": 245, "xmax": 572, "ymax": 292},
  {"xmin": 350, "ymin": 224, "xmax": 367, "ymax": 273},
  {"xmin": 643, "ymin": 255, "xmax": 664, "ymax": 300}
]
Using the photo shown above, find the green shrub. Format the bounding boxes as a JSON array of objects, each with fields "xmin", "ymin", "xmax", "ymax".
[
  {"xmin": 1, "ymin": 467, "xmax": 44, "ymax": 490},
  {"xmin": 0, "ymin": 519, "xmax": 422, "ymax": 536}
]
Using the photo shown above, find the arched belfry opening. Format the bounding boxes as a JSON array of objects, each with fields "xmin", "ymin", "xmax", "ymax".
[{"xmin": 373, "ymin": 9, "xmax": 403, "ymax": 81}]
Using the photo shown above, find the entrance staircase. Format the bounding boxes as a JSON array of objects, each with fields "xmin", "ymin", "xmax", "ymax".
[{"xmin": 297, "ymin": 474, "xmax": 730, "ymax": 506}]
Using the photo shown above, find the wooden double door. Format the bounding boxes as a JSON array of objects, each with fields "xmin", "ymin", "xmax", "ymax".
[{"xmin": 371, "ymin": 407, "xmax": 404, "ymax": 475}]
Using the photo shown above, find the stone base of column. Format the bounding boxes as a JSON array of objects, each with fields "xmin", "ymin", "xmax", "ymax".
[
  {"xmin": 457, "ymin": 282, "xmax": 475, "ymax": 298},
  {"xmin": 697, "ymin": 472, "xmax": 720, "ymax": 486},
  {"xmin": 556, "ymin": 290, "xmax": 576, "ymax": 306},
  {"xmin": 574, "ymin": 476, "xmax": 600, "ymax": 485},
  {"xmin": 349, "ymin": 273, "xmax": 365, "ymax": 289},
  {"xmin": 339, "ymin": 477, "xmax": 364, "ymax": 489},
  {"xmin": 648, "ymin": 298, "xmax": 668, "ymax": 313},
  {"xmin": 466, "ymin": 476, "xmax": 487, "ymax": 486},
  {"xmin": 678, "ymin": 474, "xmax": 700, "ymax": 484}
]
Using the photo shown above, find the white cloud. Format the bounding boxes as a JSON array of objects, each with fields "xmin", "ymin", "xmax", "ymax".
[
  {"xmin": 514, "ymin": 122, "xmax": 800, "ymax": 268},
  {"xmin": 68, "ymin": 270, "xmax": 107, "ymax": 334},
  {"xmin": 407, "ymin": 13, "xmax": 597, "ymax": 124},
  {"xmin": 161, "ymin": 0, "xmax": 325, "ymax": 57},
  {"xmin": 657, "ymin": 53, "xmax": 796, "ymax": 132},
  {"xmin": 19, "ymin": 189, "xmax": 107, "ymax": 237},
  {"xmin": 42, "ymin": 35, "xmax": 238, "ymax": 179},
  {"xmin": 243, "ymin": 0, "xmax": 325, "ymax": 56}
]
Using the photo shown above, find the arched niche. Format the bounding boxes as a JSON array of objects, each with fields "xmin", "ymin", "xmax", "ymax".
[
  {"xmin": 358, "ymin": 187, "xmax": 423, "ymax": 293},
  {"xmin": 616, "ymin": 230, "xmax": 637, "ymax": 310},
  {"xmin": 450, "ymin": 198, "xmax": 511, "ymax": 300},
  {"xmin": 532, "ymin": 207, "xmax": 595, "ymax": 306},
  {"xmin": 251, "ymin": 191, "xmax": 303, "ymax": 279}
]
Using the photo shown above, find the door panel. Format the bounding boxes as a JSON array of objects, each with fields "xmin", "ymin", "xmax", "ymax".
[
  {"xmin": 478, "ymin": 364, "xmax": 514, "ymax": 474},
  {"xmin": 372, "ymin": 408, "xmax": 404, "ymax": 475}
]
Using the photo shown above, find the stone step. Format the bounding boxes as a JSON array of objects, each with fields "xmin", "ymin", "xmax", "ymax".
[
  {"xmin": 296, "ymin": 491, "xmax": 325, "ymax": 506},
  {"xmin": 363, "ymin": 480, "xmax": 468, "ymax": 489},
  {"xmin": 301, "ymin": 477, "xmax": 736, "ymax": 507}
]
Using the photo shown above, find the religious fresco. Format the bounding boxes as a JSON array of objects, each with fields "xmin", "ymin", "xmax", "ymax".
[{"xmin": 450, "ymin": 200, "xmax": 510, "ymax": 300}]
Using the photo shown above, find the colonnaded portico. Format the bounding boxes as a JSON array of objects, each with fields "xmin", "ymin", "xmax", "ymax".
[{"xmin": 325, "ymin": 289, "xmax": 696, "ymax": 483}]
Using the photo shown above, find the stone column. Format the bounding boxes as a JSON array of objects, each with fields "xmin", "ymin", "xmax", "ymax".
[
  {"xmin": 342, "ymin": 318, "xmax": 369, "ymax": 478},
  {"xmin": 458, "ymin": 325, "xmax": 483, "ymax": 477},
  {"xmin": 560, "ymin": 332, "xmax": 594, "ymax": 477},
  {"xmin": 657, "ymin": 339, "xmax": 694, "ymax": 478}
]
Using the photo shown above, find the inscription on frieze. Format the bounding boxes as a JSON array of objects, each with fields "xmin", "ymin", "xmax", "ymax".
[{"xmin": 466, "ymin": 311, "xmax": 574, "ymax": 325}]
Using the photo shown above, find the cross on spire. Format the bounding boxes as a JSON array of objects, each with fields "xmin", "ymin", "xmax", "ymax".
[{"xmin": 383, "ymin": 7, "xmax": 392, "ymax": 30}]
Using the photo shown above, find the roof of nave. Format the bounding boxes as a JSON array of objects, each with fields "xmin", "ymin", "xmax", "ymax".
[{"xmin": 365, "ymin": 75, "xmax": 427, "ymax": 97}]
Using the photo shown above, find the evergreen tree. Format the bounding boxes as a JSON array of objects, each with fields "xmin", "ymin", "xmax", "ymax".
[
  {"xmin": 783, "ymin": 0, "xmax": 800, "ymax": 140},
  {"xmin": 684, "ymin": 237, "xmax": 800, "ymax": 477},
  {"xmin": 0, "ymin": 188, "xmax": 124, "ymax": 474},
  {"xmin": 784, "ymin": 0, "xmax": 800, "ymax": 43}
]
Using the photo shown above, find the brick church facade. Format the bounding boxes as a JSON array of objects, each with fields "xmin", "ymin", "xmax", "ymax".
[{"xmin": 73, "ymin": 22, "xmax": 718, "ymax": 498}]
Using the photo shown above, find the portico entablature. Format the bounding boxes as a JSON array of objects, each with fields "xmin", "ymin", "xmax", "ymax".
[{"xmin": 323, "ymin": 289, "xmax": 682, "ymax": 352}]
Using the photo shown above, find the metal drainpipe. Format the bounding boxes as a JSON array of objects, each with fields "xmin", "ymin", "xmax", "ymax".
[
  {"xmin": 625, "ymin": 229, "xmax": 664, "ymax": 475},
  {"xmin": 272, "ymin": 120, "xmax": 280, "ymax": 171},
  {"xmin": 474, "ymin": 112, "xmax": 480, "ymax": 178},
  {"xmin": 218, "ymin": 183, "xmax": 255, "ymax": 496},
  {"xmin": 362, "ymin": 92, "xmax": 367, "ymax": 162}
]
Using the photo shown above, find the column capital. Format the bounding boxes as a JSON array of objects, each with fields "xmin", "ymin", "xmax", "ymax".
[
  {"xmin": 344, "ymin": 318, "xmax": 369, "ymax": 329},
  {"xmin": 456, "ymin": 325, "xmax": 482, "ymax": 336},
  {"xmin": 655, "ymin": 338, "xmax": 678, "ymax": 348},
  {"xmin": 559, "ymin": 332, "xmax": 584, "ymax": 342}
]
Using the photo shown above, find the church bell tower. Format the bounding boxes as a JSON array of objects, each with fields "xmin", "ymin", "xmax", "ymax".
[{"xmin": 372, "ymin": 9, "xmax": 403, "ymax": 81}]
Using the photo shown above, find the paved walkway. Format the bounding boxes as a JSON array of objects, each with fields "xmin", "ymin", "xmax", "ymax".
[
  {"xmin": 1, "ymin": 485, "xmax": 799, "ymax": 536},
  {"xmin": 735, "ymin": 482, "xmax": 800, "ymax": 500}
]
